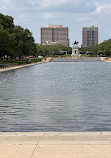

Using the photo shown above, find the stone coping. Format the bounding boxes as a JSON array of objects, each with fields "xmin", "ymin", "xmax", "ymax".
[
  {"xmin": 0, "ymin": 61, "xmax": 46, "ymax": 73},
  {"xmin": 0, "ymin": 132, "xmax": 111, "ymax": 139},
  {"xmin": 0, "ymin": 132, "xmax": 111, "ymax": 158}
]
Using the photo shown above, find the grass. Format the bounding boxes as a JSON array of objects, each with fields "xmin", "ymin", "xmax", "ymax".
[{"xmin": 0, "ymin": 58, "xmax": 42, "ymax": 65}]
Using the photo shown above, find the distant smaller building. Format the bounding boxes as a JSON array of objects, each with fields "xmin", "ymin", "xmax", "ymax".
[
  {"xmin": 41, "ymin": 25, "xmax": 69, "ymax": 46},
  {"xmin": 82, "ymin": 26, "xmax": 98, "ymax": 48}
]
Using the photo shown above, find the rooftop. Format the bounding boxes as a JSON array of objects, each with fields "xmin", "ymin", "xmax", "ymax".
[{"xmin": 46, "ymin": 25, "xmax": 63, "ymax": 28}]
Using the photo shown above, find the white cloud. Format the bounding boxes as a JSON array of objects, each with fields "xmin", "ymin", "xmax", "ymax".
[
  {"xmin": 0, "ymin": 0, "xmax": 97, "ymax": 15},
  {"xmin": 27, "ymin": 0, "xmax": 96, "ymax": 13},
  {"xmin": 0, "ymin": 0, "xmax": 12, "ymax": 9},
  {"xmin": 41, "ymin": 12, "xmax": 54, "ymax": 20},
  {"xmin": 95, "ymin": 4, "xmax": 111, "ymax": 15},
  {"xmin": 0, "ymin": 0, "xmax": 110, "ymax": 15},
  {"xmin": 0, "ymin": 0, "xmax": 111, "ymax": 44},
  {"xmin": 0, "ymin": 0, "xmax": 11, "ymax": 4},
  {"xmin": 39, "ymin": 0, "xmax": 73, "ymax": 9}
]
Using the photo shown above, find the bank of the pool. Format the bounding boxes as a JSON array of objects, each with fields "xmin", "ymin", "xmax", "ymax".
[
  {"xmin": 0, "ymin": 132, "xmax": 111, "ymax": 158},
  {"xmin": 0, "ymin": 61, "xmax": 47, "ymax": 73}
]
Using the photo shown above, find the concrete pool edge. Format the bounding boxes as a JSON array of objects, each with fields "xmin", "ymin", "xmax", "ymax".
[
  {"xmin": 0, "ymin": 61, "xmax": 47, "ymax": 73},
  {"xmin": 0, "ymin": 132, "xmax": 111, "ymax": 139},
  {"xmin": 0, "ymin": 132, "xmax": 111, "ymax": 158}
]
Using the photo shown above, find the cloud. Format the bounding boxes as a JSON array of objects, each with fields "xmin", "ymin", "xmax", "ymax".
[
  {"xmin": 0, "ymin": 0, "xmax": 111, "ymax": 44},
  {"xmin": 0, "ymin": 0, "xmax": 103, "ymax": 16},
  {"xmin": 0, "ymin": 0, "xmax": 11, "ymax": 5},
  {"xmin": 0, "ymin": 0, "xmax": 12, "ymax": 9},
  {"xmin": 0, "ymin": 0, "xmax": 110, "ymax": 16},
  {"xmin": 95, "ymin": 4, "xmax": 111, "ymax": 15},
  {"xmin": 0, "ymin": 0, "xmax": 30, "ymax": 12},
  {"xmin": 41, "ymin": 12, "xmax": 54, "ymax": 20},
  {"xmin": 27, "ymin": 0, "xmax": 96, "ymax": 13}
]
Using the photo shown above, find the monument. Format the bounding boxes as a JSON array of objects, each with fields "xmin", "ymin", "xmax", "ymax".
[{"xmin": 71, "ymin": 41, "xmax": 81, "ymax": 57}]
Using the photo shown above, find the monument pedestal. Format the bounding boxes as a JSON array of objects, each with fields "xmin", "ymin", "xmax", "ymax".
[{"xmin": 71, "ymin": 41, "xmax": 81, "ymax": 58}]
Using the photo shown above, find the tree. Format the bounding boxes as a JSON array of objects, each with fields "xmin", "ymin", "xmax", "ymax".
[
  {"xmin": 0, "ymin": 27, "xmax": 12, "ymax": 57},
  {"xmin": 0, "ymin": 13, "xmax": 14, "ymax": 30},
  {"xmin": 80, "ymin": 39, "xmax": 111, "ymax": 56},
  {"xmin": 0, "ymin": 13, "xmax": 38, "ymax": 58},
  {"xmin": 36, "ymin": 44, "xmax": 72, "ymax": 56}
]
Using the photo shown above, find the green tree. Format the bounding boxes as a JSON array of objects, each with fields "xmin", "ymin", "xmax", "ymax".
[{"xmin": 0, "ymin": 13, "xmax": 38, "ymax": 58}]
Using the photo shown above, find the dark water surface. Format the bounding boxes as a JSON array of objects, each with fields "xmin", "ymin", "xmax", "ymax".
[{"xmin": 0, "ymin": 62, "xmax": 111, "ymax": 132}]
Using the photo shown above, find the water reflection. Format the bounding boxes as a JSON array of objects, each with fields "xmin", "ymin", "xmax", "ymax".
[{"xmin": 0, "ymin": 62, "xmax": 111, "ymax": 131}]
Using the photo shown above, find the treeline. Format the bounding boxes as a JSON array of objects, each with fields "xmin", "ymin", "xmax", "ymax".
[
  {"xmin": 80, "ymin": 39, "xmax": 111, "ymax": 56},
  {"xmin": 36, "ymin": 44, "xmax": 72, "ymax": 56},
  {"xmin": 0, "ymin": 13, "xmax": 71, "ymax": 59},
  {"xmin": 0, "ymin": 13, "xmax": 37, "ymax": 58}
]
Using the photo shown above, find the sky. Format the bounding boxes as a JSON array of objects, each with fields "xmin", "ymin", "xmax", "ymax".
[{"xmin": 0, "ymin": 0, "xmax": 111, "ymax": 46}]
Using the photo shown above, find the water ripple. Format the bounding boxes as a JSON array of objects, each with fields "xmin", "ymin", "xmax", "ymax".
[{"xmin": 0, "ymin": 62, "xmax": 111, "ymax": 131}]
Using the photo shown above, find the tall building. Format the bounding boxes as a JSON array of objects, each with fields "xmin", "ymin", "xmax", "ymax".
[
  {"xmin": 82, "ymin": 26, "xmax": 98, "ymax": 48},
  {"xmin": 41, "ymin": 25, "xmax": 69, "ymax": 46}
]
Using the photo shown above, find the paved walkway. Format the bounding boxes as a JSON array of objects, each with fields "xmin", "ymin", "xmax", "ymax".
[
  {"xmin": 0, "ymin": 132, "xmax": 111, "ymax": 158},
  {"xmin": 0, "ymin": 61, "xmax": 45, "ymax": 73}
]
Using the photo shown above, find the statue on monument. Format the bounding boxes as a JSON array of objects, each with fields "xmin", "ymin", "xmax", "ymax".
[
  {"xmin": 73, "ymin": 41, "xmax": 79, "ymax": 45},
  {"xmin": 71, "ymin": 40, "xmax": 81, "ymax": 57}
]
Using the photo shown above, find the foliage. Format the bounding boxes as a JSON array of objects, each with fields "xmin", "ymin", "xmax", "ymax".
[
  {"xmin": 80, "ymin": 39, "xmax": 111, "ymax": 56},
  {"xmin": 0, "ymin": 13, "xmax": 72, "ymax": 58},
  {"xmin": 0, "ymin": 58, "xmax": 42, "ymax": 65},
  {"xmin": 0, "ymin": 13, "xmax": 37, "ymax": 58},
  {"xmin": 36, "ymin": 44, "xmax": 72, "ymax": 56}
]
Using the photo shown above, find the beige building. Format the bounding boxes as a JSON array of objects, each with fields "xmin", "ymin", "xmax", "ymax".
[
  {"xmin": 82, "ymin": 26, "xmax": 98, "ymax": 48},
  {"xmin": 41, "ymin": 25, "xmax": 69, "ymax": 46}
]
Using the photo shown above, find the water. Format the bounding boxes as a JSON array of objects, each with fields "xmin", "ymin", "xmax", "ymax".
[{"xmin": 0, "ymin": 62, "xmax": 111, "ymax": 132}]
